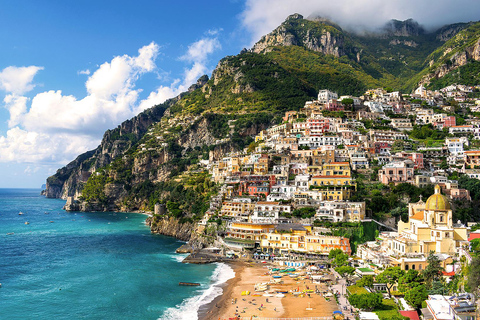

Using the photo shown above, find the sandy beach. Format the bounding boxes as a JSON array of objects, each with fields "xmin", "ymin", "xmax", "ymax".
[{"xmin": 200, "ymin": 261, "xmax": 339, "ymax": 319}]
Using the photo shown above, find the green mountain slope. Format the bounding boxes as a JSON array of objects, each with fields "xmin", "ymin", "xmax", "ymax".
[{"xmin": 45, "ymin": 14, "xmax": 480, "ymax": 216}]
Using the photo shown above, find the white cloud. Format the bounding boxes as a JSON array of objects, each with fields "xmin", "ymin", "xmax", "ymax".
[
  {"xmin": 0, "ymin": 37, "xmax": 221, "ymax": 165},
  {"xmin": 241, "ymin": 0, "xmax": 480, "ymax": 43},
  {"xmin": 78, "ymin": 69, "xmax": 91, "ymax": 75},
  {"xmin": 4, "ymin": 94, "xmax": 28, "ymax": 127},
  {"xmin": 0, "ymin": 66, "xmax": 43, "ymax": 95},
  {"xmin": 180, "ymin": 38, "xmax": 221, "ymax": 63}
]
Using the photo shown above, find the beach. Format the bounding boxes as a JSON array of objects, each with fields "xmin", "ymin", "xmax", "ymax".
[{"xmin": 200, "ymin": 261, "xmax": 339, "ymax": 319}]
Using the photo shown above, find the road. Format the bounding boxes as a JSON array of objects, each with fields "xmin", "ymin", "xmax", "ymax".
[{"xmin": 330, "ymin": 268, "xmax": 358, "ymax": 320}]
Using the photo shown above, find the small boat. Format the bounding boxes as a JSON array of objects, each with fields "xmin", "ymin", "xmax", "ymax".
[
  {"xmin": 24, "ymin": 222, "xmax": 29, "ymax": 225},
  {"xmin": 241, "ymin": 291, "xmax": 250, "ymax": 296},
  {"xmin": 6, "ymin": 232, "xmax": 14, "ymax": 235},
  {"xmin": 18, "ymin": 212, "xmax": 24, "ymax": 215},
  {"xmin": 263, "ymin": 293, "xmax": 274, "ymax": 297},
  {"xmin": 275, "ymin": 293, "xmax": 285, "ymax": 298},
  {"xmin": 178, "ymin": 282, "xmax": 200, "ymax": 286},
  {"xmin": 272, "ymin": 275, "xmax": 282, "ymax": 278}
]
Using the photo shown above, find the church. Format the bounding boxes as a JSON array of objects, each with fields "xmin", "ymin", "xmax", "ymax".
[{"xmin": 392, "ymin": 185, "xmax": 469, "ymax": 255}]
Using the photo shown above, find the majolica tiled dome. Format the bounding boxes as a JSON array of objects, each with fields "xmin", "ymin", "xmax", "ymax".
[{"xmin": 425, "ymin": 185, "xmax": 450, "ymax": 211}]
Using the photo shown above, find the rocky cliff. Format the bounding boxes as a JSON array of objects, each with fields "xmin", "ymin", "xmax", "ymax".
[
  {"xmin": 419, "ymin": 22, "xmax": 480, "ymax": 86},
  {"xmin": 252, "ymin": 14, "xmax": 349, "ymax": 57},
  {"xmin": 45, "ymin": 100, "xmax": 172, "ymax": 199}
]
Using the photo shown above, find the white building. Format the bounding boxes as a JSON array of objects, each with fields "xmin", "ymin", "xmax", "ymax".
[
  {"xmin": 318, "ymin": 89, "xmax": 338, "ymax": 104},
  {"xmin": 250, "ymin": 201, "xmax": 292, "ymax": 223}
]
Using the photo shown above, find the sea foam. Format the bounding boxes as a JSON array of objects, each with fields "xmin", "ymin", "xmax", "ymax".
[{"xmin": 159, "ymin": 262, "xmax": 235, "ymax": 320}]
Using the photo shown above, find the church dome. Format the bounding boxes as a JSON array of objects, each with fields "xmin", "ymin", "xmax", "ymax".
[{"xmin": 425, "ymin": 185, "xmax": 450, "ymax": 211}]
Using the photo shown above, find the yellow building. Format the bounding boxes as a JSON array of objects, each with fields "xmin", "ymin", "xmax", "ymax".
[
  {"xmin": 220, "ymin": 201, "xmax": 255, "ymax": 220},
  {"xmin": 225, "ymin": 222, "xmax": 275, "ymax": 249},
  {"xmin": 253, "ymin": 154, "xmax": 269, "ymax": 175},
  {"xmin": 260, "ymin": 224, "xmax": 351, "ymax": 255},
  {"xmin": 395, "ymin": 185, "xmax": 469, "ymax": 255},
  {"xmin": 321, "ymin": 162, "xmax": 352, "ymax": 176}
]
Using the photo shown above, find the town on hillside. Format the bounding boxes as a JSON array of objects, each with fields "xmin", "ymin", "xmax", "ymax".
[{"xmin": 164, "ymin": 85, "xmax": 480, "ymax": 320}]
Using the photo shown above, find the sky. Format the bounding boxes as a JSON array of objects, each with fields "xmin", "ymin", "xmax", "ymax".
[{"xmin": 0, "ymin": 0, "xmax": 479, "ymax": 188}]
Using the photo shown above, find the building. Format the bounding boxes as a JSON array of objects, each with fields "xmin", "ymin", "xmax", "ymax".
[
  {"xmin": 425, "ymin": 294, "xmax": 476, "ymax": 320},
  {"xmin": 250, "ymin": 201, "xmax": 291, "ymax": 223},
  {"xmin": 316, "ymin": 201, "xmax": 366, "ymax": 222},
  {"xmin": 318, "ymin": 89, "xmax": 338, "ymax": 104},
  {"xmin": 395, "ymin": 185, "xmax": 469, "ymax": 255},
  {"xmin": 225, "ymin": 222, "xmax": 275, "ymax": 249},
  {"xmin": 464, "ymin": 150, "xmax": 480, "ymax": 169},
  {"xmin": 378, "ymin": 160, "xmax": 415, "ymax": 185},
  {"xmin": 391, "ymin": 118, "xmax": 413, "ymax": 131},
  {"xmin": 220, "ymin": 199, "xmax": 256, "ymax": 221},
  {"xmin": 260, "ymin": 224, "xmax": 351, "ymax": 256}
]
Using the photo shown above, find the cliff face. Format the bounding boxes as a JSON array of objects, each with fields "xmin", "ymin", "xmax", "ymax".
[
  {"xmin": 252, "ymin": 14, "xmax": 348, "ymax": 57},
  {"xmin": 146, "ymin": 216, "xmax": 208, "ymax": 249},
  {"xmin": 420, "ymin": 23, "xmax": 480, "ymax": 86},
  {"xmin": 45, "ymin": 101, "xmax": 171, "ymax": 199}
]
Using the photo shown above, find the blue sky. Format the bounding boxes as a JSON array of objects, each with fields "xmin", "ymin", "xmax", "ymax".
[{"xmin": 0, "ymin": 0, "xmax": 479, "ymax": 188}]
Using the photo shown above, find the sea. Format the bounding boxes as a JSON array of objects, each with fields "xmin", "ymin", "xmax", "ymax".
[{"xmin": 0, "ymin": 188, "xmax": 234, "ymax": 320}]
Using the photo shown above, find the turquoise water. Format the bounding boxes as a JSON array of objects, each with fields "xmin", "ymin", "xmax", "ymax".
[{"xmin": 0, "ymin": 189, "xmax": 231, "ymax": 320}]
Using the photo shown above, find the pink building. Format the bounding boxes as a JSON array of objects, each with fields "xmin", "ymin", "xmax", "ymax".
[
  {"xmin": 325, "ymin": 99, "xmax": 344, "ymax": 111},
  {"xmin": 397, "ymin": 152, "xmax": 424, "ymax": 169},
  {"xmin": 306, "ymin": 118, "xmax": 330, "ymax": 135},
  {"xmin": 378, "ymin": 160, "xmax": 415, "ymax": 185}
]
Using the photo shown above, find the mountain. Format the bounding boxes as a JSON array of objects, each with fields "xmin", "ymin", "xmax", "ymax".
[{"xmin": 45, "ymin": 14, "xmax": 480, "ymax": 215}]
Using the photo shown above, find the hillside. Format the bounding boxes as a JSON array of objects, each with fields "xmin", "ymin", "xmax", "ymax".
[{"xmin": 45, "ymin": 14, "xmax": 480, "ymax": 217}]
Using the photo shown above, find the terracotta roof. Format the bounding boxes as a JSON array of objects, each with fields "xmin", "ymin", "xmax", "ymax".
[
  {"xmin": 411, "ymin": 210, "xmax": 424, "ymax": 221},
  {"xmin": 400, "ymin": 311, "xmax": 420, "ymax": 320}
]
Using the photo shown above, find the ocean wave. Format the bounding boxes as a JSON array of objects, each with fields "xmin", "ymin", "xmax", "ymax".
[
  {"xmin": 167, "ymin": 253, "xmax": 188, "ymax": 263},
  {"xmin": 159, "ymin": 262, "xmax": 235, "ymax": 320}
]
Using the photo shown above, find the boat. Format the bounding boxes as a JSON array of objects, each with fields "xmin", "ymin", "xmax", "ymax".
[
  {"xmin": 18, "ymin": 212, "xmax": 24, "ymax": 215},
  {"xmin": 6, "ymin": 232, "xmax": 14, "ymax": 235},
  {"xmin": 241, "ymin": 291, "xmax": 250, "ymax": 296},
  {"xmin": 272, "ymin": 275, "xmax": 282, "ymax": 278},
  {"xmin": 254, "ymin": 283, "xmax": 269, "ymax": 292},
  {"xmin": 178, "ymin": 282, "xmax": 200, "ymax": 286},
  {"xmin": 263, "ymin": 293, "xmax": 274, "ymax": 297},
  {"xmin": 275, "ymin": 293, "xmax": 285, "ymax": 298},
  {"xmin": 24, "ymin": 222, "xmax": 29, "ymax": 225}
]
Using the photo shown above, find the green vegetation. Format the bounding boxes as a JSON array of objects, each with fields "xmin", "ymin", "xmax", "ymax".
[
  {"xmin": 347, "ymin": 285, "xmax": 369, "ymax": 295},
  {"xmin": 348, "ymin": 293, "xmax": 382, "ymax": 311},
  {"xmin": 373, "ymin": 299, "xmax": 409, "ymax": 320},
  {"xmin": 428, "ymin": 61, "xmax": 480, "ymax": 90},
  {"xmin": 317, "ymin": 221, "xmax": 378, "ymax": 253},
  {"xmin": 80, "ymin": 173, "xmax": 112, "ymax": 203}
]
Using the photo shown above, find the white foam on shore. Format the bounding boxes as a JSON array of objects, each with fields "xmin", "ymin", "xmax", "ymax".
[
  {"xmin": 159, "ymin": 262, "xmax": 235, "ymax": 320},
  {"xmin": 168, "ymin": 253, "xmax": 188, "ymax": 263}
]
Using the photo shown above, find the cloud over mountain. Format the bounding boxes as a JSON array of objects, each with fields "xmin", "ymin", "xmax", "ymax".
[{"xmin": 241, "ymin": 0, "xmax": 480, "ymax": 43}]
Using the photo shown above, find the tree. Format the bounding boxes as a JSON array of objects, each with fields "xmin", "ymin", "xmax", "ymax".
[
  {"xmin": 429, "ymin": 280, "xmax": 447, "ymax": 295},
  {"xmin": 356, "ymin": 275, "xmax": 374, "ymax": 287},
  {"xmin": 398, "ymin": 269, "xmax": 424, "ymax": 293},
  {"xmin": 348, "ymin": 293, "xmax": 382, "ymax": 311},
  {"xmin": 328, "ymin": 248, "xmax": 350, "ymax": 267},
  {"xmin": 467, "ymin": 256, "xmax": 480, "ymax": 295},
  {"xmin": 376, "ymin": 267, "xmax": 405, "ymax": 297},
  {"xmin": 336, "ymin": 266, "xmax": 355, "ymax": 278},
  {"xmin": 423, "ymin": 253, "xmax": 444, "ymax": 287},
  {"xmin": 405, "ymin": 285, "xmax": 428, "ymax": 309}
]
